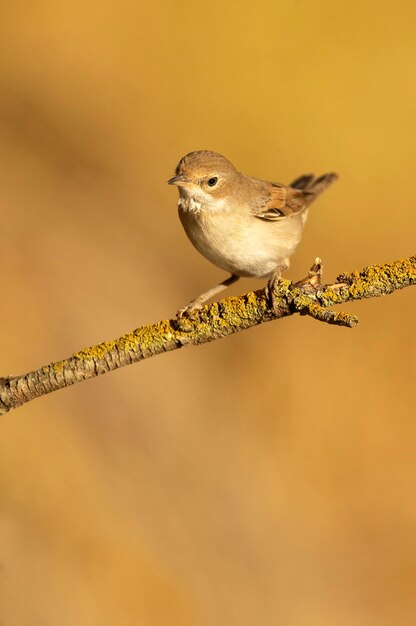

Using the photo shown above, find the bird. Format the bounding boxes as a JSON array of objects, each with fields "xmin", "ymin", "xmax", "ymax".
[{"xmin": 168, "ymin": 150, "xmax": 337, "ymax": 316}]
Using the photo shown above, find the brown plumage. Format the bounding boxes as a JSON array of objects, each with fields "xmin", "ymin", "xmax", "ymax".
[{"xmin": 168, "ymin": 150, "xmax": 337, "ymax": 315}]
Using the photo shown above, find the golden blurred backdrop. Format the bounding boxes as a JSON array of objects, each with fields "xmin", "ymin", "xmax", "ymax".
[{"xmin": 0, "ymin": 1, "xmax": 415, "ymax": 624}]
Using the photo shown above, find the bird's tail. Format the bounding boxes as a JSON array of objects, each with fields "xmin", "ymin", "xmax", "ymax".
[{"xmin": 290, "ymin": 172, "xmax": 338, "ymax": 206}]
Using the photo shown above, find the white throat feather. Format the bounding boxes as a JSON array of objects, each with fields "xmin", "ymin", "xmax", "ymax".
[{"xmin": 178, "ymin": 189, "xmax": 228, "ymax": 214}]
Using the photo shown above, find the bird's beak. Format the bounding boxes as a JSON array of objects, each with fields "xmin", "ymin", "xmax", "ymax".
[{"xmin": 167, "ymin": 174, "xmax": 191, "ymax": 186}]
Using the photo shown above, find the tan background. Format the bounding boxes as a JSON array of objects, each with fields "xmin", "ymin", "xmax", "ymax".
[{"xmin": 0, "ymin": 2, "xmax": 415, "ymax": 625}]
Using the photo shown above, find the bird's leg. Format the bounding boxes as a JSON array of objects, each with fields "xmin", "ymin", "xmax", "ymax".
[
  {"xmin": 265, "ymin": 258, "xmax": 290, "ymax": 314},
  {"xmin": 177, "ymin": 274, "xmax": 240, "ymax": 319}
]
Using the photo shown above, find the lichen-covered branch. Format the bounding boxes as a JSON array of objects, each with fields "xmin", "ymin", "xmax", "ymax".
[{"xmin": 0, "ymin": 255, "xmax": 414, "ymax": 416}]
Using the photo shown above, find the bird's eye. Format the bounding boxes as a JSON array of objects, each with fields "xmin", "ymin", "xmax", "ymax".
[{"xmin": 207, "ymin": 177, "xmax": 218, "ymax": 187}]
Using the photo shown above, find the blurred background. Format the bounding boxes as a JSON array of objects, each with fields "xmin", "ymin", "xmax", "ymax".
[{"xmin": 0, "ymin": 1, "xmax": 415, "ymax": 624}]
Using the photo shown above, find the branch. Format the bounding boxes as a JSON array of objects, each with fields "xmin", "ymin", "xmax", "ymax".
[{"xmin": 0, "ymin": 255, "xmax": 414, "ymax": 415}]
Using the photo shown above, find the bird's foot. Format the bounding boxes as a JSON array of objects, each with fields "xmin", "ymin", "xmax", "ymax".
[
  {"xmin": 176, "ymin": 299, "xmax": 203, "ymax": 321},
  {"xmin": 265, "ymin": 263, "xmax": 289, "ymax": 314}
]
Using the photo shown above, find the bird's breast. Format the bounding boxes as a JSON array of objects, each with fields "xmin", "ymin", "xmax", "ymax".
[{"xmin": 179, "ymin": 206, "xmax": 305, "ymax": 278}]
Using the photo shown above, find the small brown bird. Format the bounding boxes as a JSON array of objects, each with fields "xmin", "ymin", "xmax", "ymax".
[{"xmin": 168, "ymin": 150, "xmax": 337, "ymax": 316}]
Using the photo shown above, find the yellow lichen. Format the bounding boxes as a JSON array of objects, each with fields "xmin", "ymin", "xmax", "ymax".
[
  {"xmin": 68, "ymin": 256, "xmax": 415, "ymax": 362},
  {"xmin": 52, "ymin": 360, "xmax": 67, "ymax": 373},
  {"xmin": 73, "ymin": 340, "xmax": 115, "ymax": 361},
  {"xmin": 72, "ymin": 320, "xmax": 179, "ymax": 362}
]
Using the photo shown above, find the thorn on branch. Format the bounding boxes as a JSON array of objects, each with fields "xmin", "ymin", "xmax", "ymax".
[{"xmin": 290, "ymin": 258, "xmax": 358, "ymax": 327}]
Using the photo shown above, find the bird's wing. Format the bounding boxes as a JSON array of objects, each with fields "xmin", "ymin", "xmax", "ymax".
[{"xmin": 252, "ymin": 183, "xmax": 309, "ymax": 222}]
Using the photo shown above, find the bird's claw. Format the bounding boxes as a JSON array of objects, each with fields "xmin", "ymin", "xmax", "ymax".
[
  {"xmin": 176, "ymin": 300, "xmax": 203, "ymax": 321},
  {"xmin": 266, "ymin": 264, "xmax": 289, "ymax": 314}
]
